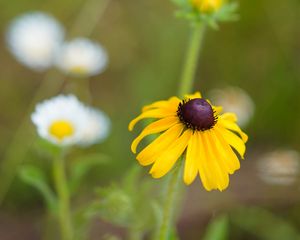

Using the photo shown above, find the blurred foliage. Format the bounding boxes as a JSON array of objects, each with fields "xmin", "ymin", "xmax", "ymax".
[
  {"xmin": 230, "ymin": 207, "xmax": 300, "ymax": 240},
  {"xmin": 86, "ymin": 166, "xmax": 161, "ymax": 238},
  {"xmin": 19, "ymin": 165, "xmax": 57, "ymax": 212},
  {"xmin": 203, "ymin": 215, "xmax": 229, "ymax": 240}
]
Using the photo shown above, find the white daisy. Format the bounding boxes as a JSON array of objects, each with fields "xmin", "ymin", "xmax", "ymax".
[
  {"xmin": 78, "ymin": 107, "xmax": 110, "ymax": 147},
  {"xmin": 6, "ymin": 11, "xmax": 64, "ymax": 71},
  {"xmin": 257, "ymin": 150, "xmax": 300, "ymax": 186},
  {"xmin": 209, "ymin": 87, "xmax": 255, "ymax": 127},
  {"xmin": 56, "ymin": 38, "xmax": 108, "ymax": 77},
  {"xmin": 31, "ymin": 95, "xmax": 88, "ymax": 146}
]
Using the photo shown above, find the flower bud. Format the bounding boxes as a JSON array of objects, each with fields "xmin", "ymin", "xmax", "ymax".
[{"xmin": 191, "ymin": 0, "xmax": 223, "ymax": 13}]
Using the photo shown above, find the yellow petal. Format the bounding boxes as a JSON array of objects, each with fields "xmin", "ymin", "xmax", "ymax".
[
  {"xmin": 142, "ymin": 97, "xmax": 180, "ymax": 112},
  {"xmin": 150, "ymin": 129, "xmax": 192, "ymax": 178},
  {"xmin": 216, "ymin": 126, "xmax": 246, "ymax": 159},
  {"xmin": 213, "ymin": 128, "xmax": 241, "ymax": 173},
  {"xmin": 207, "ymin": 129, "xmax": 240, "ymax": 174},
  {"xmin": 196, "ymin": 132, "xmax": 215, "ymax": 191},
  {"xmin": 131, "ymin": 116, "xmax": 178, "ymax": 153},
  {"xmin": 219, "ymin": 113, "xmax": 237, "ymax": 122},
  {"xmin": 184, "ymin": 92, "xmax": 202, "ymax": 99},
  {"xmin": 136, "ymin": 124, "xmax": 184, "ymax": 166},
  {"xmin": 218, "ymin": 119, "xmax": 248, "ymax": 143},
  {"xmin": 197, "ymin": 132, "xmax": 222, "ymax": 191},
  {"xmin": 213, "ymin": 105, "xmax": 223, "ymax": 115},
  {"xmin": 201, "ymin": 131, "xmax": 229, "ymax": 191},
  {"xmin": 128, "ymin": 108, "xmax": 175, "ymax": 131},
  {"xmin": 183, "ymin": 132, "xmax": 199, "ymax": 185}
]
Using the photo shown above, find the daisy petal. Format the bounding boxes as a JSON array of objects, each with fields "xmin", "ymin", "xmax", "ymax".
[
  {"xmin": 137, "ymin": 124, "xmax": 184, "ymax": 166},
  {"xmin": 184, "ymin": 132, "xmax": 199, "ymax": 185},
  {"xmin": 150, "ymin": 130, "xmax": 192, "ymax": 178},
  {"xmin": 217, "ymin": 126, "xmax": 246, "ymax": 158},
  {"xmin": 128, "ymin": 109, "xmax": 175, "ymax": 131},
  {"xmin": 131, "ymin": 116, "xmax": 178, "ymax": 153}
]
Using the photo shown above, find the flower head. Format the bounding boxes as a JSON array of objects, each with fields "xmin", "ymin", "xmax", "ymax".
[
  {"xmin": 6, "ymin": 12, "xmax": 64, "ymax": 71},
  {"xmin": 55, "ymin": 38, "xmax": 108, "ymax": 77},
  {"xmin": 209, "ymin": 87, "xmax": 254, "ymax": 127},
  {"xmin": 257, "ymin": 150, "xmax": 300, "ymax": 186},
  {"xmin": 129, "ymin": 92, "xmax": 248, "ymax": 191},
  {"xmin": 31, "ymin": 95, "xmax": 110, "ymax": 146},
  {"xmin": 191, "ymin": 0, "xmax": 223, "ymax": 13}
]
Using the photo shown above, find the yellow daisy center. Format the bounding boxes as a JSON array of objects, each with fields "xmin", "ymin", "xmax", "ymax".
[
  {"xmin": 191, "ymin": 0, "xmax": 223, "ymax": 13},
  {"xmin": 49, "ymin": 120, "xmax": 74, "ymax": 140},
  {"xmin": 70, "ymin": 65, "xmax": 88, "ymax": 75}
]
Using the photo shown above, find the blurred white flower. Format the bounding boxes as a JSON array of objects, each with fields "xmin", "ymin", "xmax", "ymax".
[
  {"xmin": 56, "ymin": 38, "xmax": 108, "ymax": 77},
  {"xmin": 78, "ymin": 108, "xmax": 110, "ymax": 147},
  {"xmin": 31, "ymin": 94, "xmax": 110, "ymax": 147},
  {"xmin": 257, "ymin": 150, "xmax": 300, "ymax": 186},
  {"xmin": 6, "ymin": 11, "xmax": 64, "ymax": 71},
  {"xmin": 209, "ymin": 87, "xmax": 255, "ymax": 127},
  {"xmin": 31, "ymin": 95, "xmax": 87, "ymax": 146}
]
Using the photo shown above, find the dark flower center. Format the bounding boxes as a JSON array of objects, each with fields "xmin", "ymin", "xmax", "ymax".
[{"xmin": 177, "ymin": 98, "xmax": 217, "ymax": 131}]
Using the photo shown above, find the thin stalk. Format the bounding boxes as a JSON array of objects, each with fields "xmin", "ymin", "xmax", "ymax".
[
  {"xmin": 53, "ymin": 154, "xmax": 73, "ymax": 240},
  {"xmin": 157, "ymin": 24, "xmax": 206, "ymax": 240},
  {"xmin": 68, "ymin": 0, "xmax": 110, "ymax": 38},
  {"xmin": 158, "ymin": 164, "xmax": 182, "ymax": 240},
  {"xmin": 178, "ymin": 24, "xmax": 206, "ymax": 97},
  {"xmin": 75, "ymin": 78, "xmax": 92, "ymax": 103}
]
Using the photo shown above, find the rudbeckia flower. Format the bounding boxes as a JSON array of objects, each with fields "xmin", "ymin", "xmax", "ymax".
[
  {"xmin": 129, "ymin": 92, "xmax": 248, "ymax": 191},
  {"xmin": 191, "ymin": 0, "xmax": 223, "ymax": 13},
  {"xmin": 55, "ymin": 38, "xmax": 108, "ymax": 77}
]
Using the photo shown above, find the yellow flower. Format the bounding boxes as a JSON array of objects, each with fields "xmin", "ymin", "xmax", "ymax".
[
  {"xmin": 129, "ymin": 92, "xmax": 248, "ymax": 191},
  {"xmin": 191, "ymin": 0, "xmax": 223, "ymax": 13}
]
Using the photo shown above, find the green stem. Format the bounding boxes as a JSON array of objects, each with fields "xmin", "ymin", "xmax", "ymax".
[
  {"xmin": 158, "ymin": 165, "xmax": 182, "ymax": 240},
  {"xmin": 158, "ymin": 24, "xmax": 206, "ymax": 240},
  {"xmin": 53, "ymin": 154, "xmax": 73, "ymax": 240},
  {"xmin": 178, "ymin": 24, "xmax": 206, "ymax": 97}
]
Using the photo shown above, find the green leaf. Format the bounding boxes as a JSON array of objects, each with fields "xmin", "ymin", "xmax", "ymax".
[
  {"xmin": 33, "ymin": 138, "xmax": 61, "ymax": 158},
  {"xmin": 231, "ymin": 207, "xmax": 300, "ymax": 240},
  {"xmin": 167, "ymin": 227, "xmax": 180, "ymax": 240},
  {"xmin": 69, "ymin": 153, "xmax": 109, "ymax": 193},
  {"xmin": 19, "ymin": 165, "xmax": 57, "ymax": 212},
  {"xmin": 203, "ymin": 215, "xmax": 229, "ymax": 240}
]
